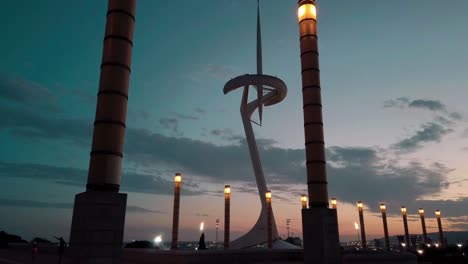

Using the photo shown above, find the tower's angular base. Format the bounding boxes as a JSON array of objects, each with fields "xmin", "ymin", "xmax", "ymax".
[
  {"xmin": 69, "ymin": 191, "xmax": 127, "ymax": 264},
  {"xmin": 302, "ymin": 207, "xmax": 340, "ymax": 264}
]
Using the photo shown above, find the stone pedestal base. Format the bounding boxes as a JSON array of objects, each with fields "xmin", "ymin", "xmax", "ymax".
[
  {"xmin": 69, "ymin": 191, "xmax": 127, "ymax": 264},
  {"xmin": 302, "ymin": 207, "xmax": 340, "ymax": 264}
]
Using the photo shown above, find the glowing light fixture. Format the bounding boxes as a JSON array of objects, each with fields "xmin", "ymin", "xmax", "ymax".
[
  {"xmin": 354, "ymin": 222, "xmax": 359, "ymax": 230},
  {"xmin": 298, "ymin": 3, "xmax": 317, "ymax": 21},
  {"xmin": 331, "ymin": 198, "xmax": 337, "ymax": 209},
  {"xmin": 301, "ymin": 194, "xmax": 307, "ymax": 209},
  {"xmin": 401, "ymin": 206, "xmax": 407, "ymax": 214},
  {"xmin": 419, "ymin": 208, "xmax": 424, "ymax": 215},
  {"xmin": 435, "ymin": 210, "xmax": 441, "ymax": 217},
  {"xmin": 174, "ymin": 173, "xmax": 182, "ymax": 183},
  {"xmin": 417, "ymin": 249, "xmax": 424, "ymax": 255},
  {"xmin": 200, "ymin": 222, "xmax": 204, "ymax": 232},
  {"xmin": 357, "ymin": 201, "xmax": 363, "ymax": 209},
  {"xmin": 224, "ymin": 185, "xmax": 231, "ymax": 194},
  {"xmin": 457, "ymin": 243, "xmax": 463, "ymax": 248},
  {"xmin": 265, "ymin": 190, "xmax": 272, "ymax": 199},
  {"xmin": 154, "ymin": 235, "xmax": 162, "ymax": 244},
  {"xmin": 380, "ymin": 203, "xmax": 386, "ymax": 211}
]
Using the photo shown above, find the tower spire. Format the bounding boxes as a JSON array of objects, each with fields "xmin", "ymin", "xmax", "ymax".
[
  {"xmin": 256, "ymin": 0, "xmax": 263, "ymax": 124},
  {"xmin": 256, "ymin": 0, "xmax": 262, "ymax": 75}
]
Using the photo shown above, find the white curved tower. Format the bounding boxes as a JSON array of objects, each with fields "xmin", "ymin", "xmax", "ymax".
[{"xmin": 223, "ymin": 0, "xmax": 287, "ymax": 249}]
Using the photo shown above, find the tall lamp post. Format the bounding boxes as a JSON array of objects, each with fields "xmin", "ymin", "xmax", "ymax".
[
  {"xmin": 224, "ymin": 185, "xmax": 231, "ymax": 249},
  {"xmin": 418, "ymin": 208, "xmax": 428, "ymax": 245},
  {"xmin": 171, "ymin": 173, "xmax": 182, "ymax": 249},
  {"xmin": 297, "ymin": 1, "xmax": 340, "ymax": 261},
  {"xmin": 401, "ymin": 206, "xmax": 410, "ymax": 249},
  {"xmin": 357, "ymin": 201, "xmax": 367, "ymax": 249},
  {"xmin": 380, "ymin": 203, "xmax": 390, "ymax": 251},
  {"xmin": 266, "ymin": 190, "xmax": 273, "ymax": 249},
  {"xmin": 435, "ymin": 210, "xmax": 444, "ymax": 247}
]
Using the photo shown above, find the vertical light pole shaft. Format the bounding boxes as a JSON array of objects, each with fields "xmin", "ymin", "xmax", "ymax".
[
  {"xmin": 171, "ymin": 173, "xmax": 182, "ymax": 249},
  {"xmin": 435, "ymin": 210, "xmax": 444, "ymax": 247},
  {"xmin": 266, "ymin": 191, "xmax": 273, "ymax": 249},
  {"xmin": 401, "ymin": 206, "xmax": 410, "ymax": 248},
  {"xmin": 419, "ymin": 208, "xmax": 428, "ymax": 245},
  {"xmin": 380, "ymin": 204, "xmax": 390, "ymax": 251},
  {"xmin": 298, "ymin": 0, "xmax": 328, "ymax": 208},
  {"xmin": 357, "ymin": 201, "xmax": 367, "ymax": 249},
  {"xmin": 216, "ymin": 219, "xmax": 220, "ymax": 244},
  {"xmin": 86, "ymin": 0, "xmax": 136, "ymax": 192},
  {"xmin": 224, "ymin": 185, "xmax": 231, "ymax": 249}
]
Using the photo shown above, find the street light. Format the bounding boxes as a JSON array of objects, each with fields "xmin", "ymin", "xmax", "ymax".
[
  {"xmin": 419, "ymin": 208, "xmax": 428, "ymax": 244},
  {"xmin": 301, "ymin": 194, "xmax": 307, "ymax": 209},
  {"xmin": 224, "ymin": 185, "xmax": 231, "ymax": 249},
  {"xmin": 401, "ymin": 206, "xmax": 410, "ymax": 249},
  {"xmin": 266, "ymin": 190, "xmax": 272, "ymax": 249},
  {"xmin": 171, "ymin": 172, "xmax": 182, "ymax": 249},
  {"xmin": 380, "ymin": 203, "xmax": 390, "ymax": 251},
  {"xmin": 435, "ymin": 210, "xmax": 444, "ymax": 247},
  {"xmin": 331, "ymin": 198, "xmax": 337, "ymax": 209},
  {"xmin": 357, "ymin": 201, "xmax": 366, "ymax": 249}
]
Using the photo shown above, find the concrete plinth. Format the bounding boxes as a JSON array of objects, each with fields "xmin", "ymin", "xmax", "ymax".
[
  {"xmin": 69, "ymin": 191, "xmax": 127, "ymax": 264},
  {"xmin": 302, "ymin": 207, "xmax": 340, "ymax": 264}
]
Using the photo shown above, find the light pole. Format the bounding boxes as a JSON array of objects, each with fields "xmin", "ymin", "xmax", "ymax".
[
  {"xmin": 301, "ymin": 194, "xmax": 307, "ymax": 209},
  {"xmin": 418, "ymin": 208, "xmax": 428, "ymax": 245},
  {"xmin": 380, "ymin": 203, "xmax": 390, "ymax": 251},
  {"xmin": 435, "ymin": 210, "xmax": 444, "ymax": 247},
  {"xmin": 266, "ymin": 190, "xmax": 273, "ymax": 249},
  {"xmin": 224, "ymin": 185, "xmax": 231, "ymax": 249},
  {"xmin": 401, "ymin": 206, "xmax": 410, "ymax": 249},
  {"xmin": 216, "ymin": 218, "xmax": 220, "ymax": 245},
  {"xmin": 286, "ymin": 219, "xmax": 291, "ymax": 238},
  {"xmin": 354, "ymin": 222, "xmax": 360, "ymax": 245},
  {"xmin": 171, "ymin": 173, "xmax": 182, "ymax": 249},
  {"xmin": 331, "ymin": 198, "xmax": 337, "ymax": 209},
  {"xmin": 357, "ymin": 201, "xmax": 367, "ymax": 249},
  {"xmin": 297, "ymin": 1, "xmax": 340, "ymax": 262}
]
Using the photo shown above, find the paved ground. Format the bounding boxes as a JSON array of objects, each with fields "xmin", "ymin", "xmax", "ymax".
[{"xmin": 0, "ymin": 249, "xmax": 68, "ymax": 264}]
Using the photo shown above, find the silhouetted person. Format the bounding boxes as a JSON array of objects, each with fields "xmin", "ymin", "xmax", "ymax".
[
  {"xmin": 198, "ymin": 232, "xmax": 207, "ymax": 250},
  {"xmin": 31, "ymin": 241, "xmax": 39, "ymax": 263},
  {"xmin": 54, "ymin": 237, "xmax": 66, "ymax": 264}
]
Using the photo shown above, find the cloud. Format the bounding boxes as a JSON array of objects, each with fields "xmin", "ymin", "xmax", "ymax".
[
  {"xmin": 0, "ymin": 73, "xmax": 60, "ymax": 111},
  {"xmin": 384, "ymin": 97, "xmax": 447, "ymax": 112},
  {"xmin": 383, "ymin": 97, "xmax": 410, "ymax": 109},
  {"xmin": 194, "ymin": 107, "xmax": 206, "ymax": 114},
  {"xmin": 0, "ymin": 198, "xmax": 162, "ymax": 214},
  {"xmin": 159, "ymin": 117, "xmax": 179, "ymax": 134},
  {"xmin": 0, "ymin": 97, "xmax": 465, "ymax": 222},
  {"xmin": 0, "ymin": 162, "xmax": 202, "ymax": 196},
  {"xmin": 158, "ymin": 112, "xmax": 201, "ymax": 135},
  {"xmin": 408, "ymin": 99, "xmax": 446, "ymax": 111},
  {"xmin": 392, "ymin": 123, "xmax": 452, "ymax": 152}
]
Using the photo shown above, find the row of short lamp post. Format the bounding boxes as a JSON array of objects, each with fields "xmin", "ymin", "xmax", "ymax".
[
  {"xmin": 171, "ymin": 175, "xmax": 444, "ymax": 251},
  {"xmin": 170, "ymin": 173, "xmax": 275, "ymax": 250},
  {"xmin": 357, "ymin": 201, "xmax": 445, "ymax": 250}
]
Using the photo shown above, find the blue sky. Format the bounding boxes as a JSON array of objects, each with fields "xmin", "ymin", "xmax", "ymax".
[{"xmin": 1, "ymin": 0, "xmax": 468, "ymax": 242}]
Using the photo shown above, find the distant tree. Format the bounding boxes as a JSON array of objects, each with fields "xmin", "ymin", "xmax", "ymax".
[
  {"xmin": 124, "ymin": 240, "xmax": 155, "ymax": 249},
  {"xmin": 32, "ymin": 237, "xmax": 53, "ymax": 244}
]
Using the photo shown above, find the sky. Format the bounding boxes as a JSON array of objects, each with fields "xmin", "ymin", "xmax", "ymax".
[{"xmin": 1, "ymin": 0, "xmax": 468, "ymax": 243}]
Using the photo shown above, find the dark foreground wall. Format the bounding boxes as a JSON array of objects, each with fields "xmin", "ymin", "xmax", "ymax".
[
  {"xmin": 342, "ymin": 253, "xmax": 417, "ymax": 264},
  {"xmin": 123, "ymin": 249, "xmax": 303, "ymax": 264}
]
